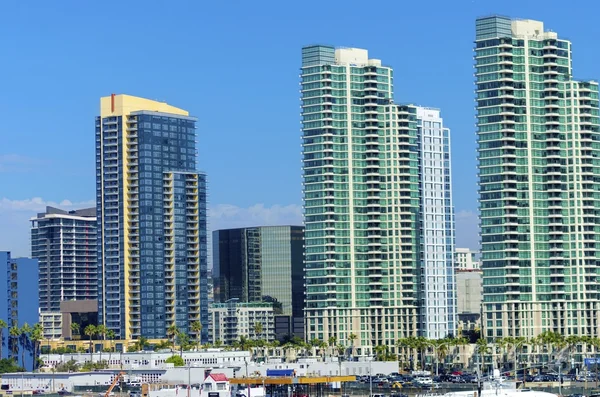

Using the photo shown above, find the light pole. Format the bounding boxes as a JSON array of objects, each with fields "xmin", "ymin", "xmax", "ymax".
[
  {"xmin": 244, "ymin": 358, "xmax": 250, "ymax": 397},
  {"xmin": 187, "ymin": 365, "xmax": 191, "ymax": 397},
  {"xmin": 369, "ymin": 356, "xmax": 373, "ymax": 397}
]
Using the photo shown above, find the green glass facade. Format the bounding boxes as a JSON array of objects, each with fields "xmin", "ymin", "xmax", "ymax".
[
  {"xmin": 302, "ymin": 46, "xmax": 426, "ymax": 354},
  {"xmin": 476, "ymin": 17, "xmax": 600, "ymax": 339}
]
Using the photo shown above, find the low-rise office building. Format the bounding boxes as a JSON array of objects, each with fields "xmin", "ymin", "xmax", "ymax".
[{"xmin": 208, "ymin": 302, "xmax": 274, "ymax": 344}]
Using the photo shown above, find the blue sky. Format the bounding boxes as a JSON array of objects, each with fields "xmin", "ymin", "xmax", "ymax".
[{"xmin": 1, "ymin": 0, "xmax": 599, "ymax": 256}]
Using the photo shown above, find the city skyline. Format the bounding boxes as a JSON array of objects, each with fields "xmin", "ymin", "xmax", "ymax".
[{"xmin": 6, "ymin": 2, "xmax": 600, "ymax": 257}]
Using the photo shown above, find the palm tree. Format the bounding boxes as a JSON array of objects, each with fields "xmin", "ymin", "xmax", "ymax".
[
  {"xmin": 70, "ymin": 322, "xmax": 80, "ymax": 340},
  {"xmin": 191, "ymin": 321, "xmax": 202, "ymax": 350},
  {"xmin": 431, "ymin": 339, "xmax": 450, "ymax": 376},
  {"xmin": 374, "ymin": 344, "xmax": 387, "ymax": 361},
  {"xmin": 348, "ymin": 333, "xmax": 357, "ymax": 357},
  {"xmin": 452, "ymin": 337, "xmax": 469, "ymax": 367},
  {"xmin": 106, "ymin": 329, "xmax": 116, "ymax": 364},
  {"xmin": 19, "ymin": 323, "xmax": 31, "ymax": 368},
  {"xmin": 328, "ymin": 336, "xmax": 337, "ymax": 358},
  {"xmin": 9, "ymin": 326, "xmax": 20, "ymax": 359},
  {"xmin": 476, "ymin": 337, "xmax": 491, "ymax": 376},
  {"xmin": 0, "ymin": 319, "xmax": 7, "ymax": 359},
  {"xmin": 29, "ymin": 323, "xmax": 43, "ymax": 371},
  {"xmin": 566, "ymin": 335, "xmax": 581, "ymax": 371},
  {"xmin": 414, "ymin": 336, "xmax": 429, "ymax": 370},
  {"xmin": 253, "ymin": 322, "xmax": 264, "ymax": 340},
  {"xmin": 84, "ymin": 324, "xmax": 97, "ymax": 362},
  {"xmin": 167, "ymin": 324, "xmax": 179, "ymax": 352}
]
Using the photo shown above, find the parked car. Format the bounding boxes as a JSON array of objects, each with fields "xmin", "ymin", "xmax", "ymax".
[{"xmin": 415, "ymin": 377, "xmax": 433, "ymax": 386}]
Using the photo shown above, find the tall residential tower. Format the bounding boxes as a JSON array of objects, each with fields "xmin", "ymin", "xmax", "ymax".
[
  {"xmin": 31, "ymin": 206, "xmax": 97, "ymax": 313},
  {"xmin": 475, "ymin": 17, "xmax": 600, "ymax": 339},
  {"xmin": 301, "ymin": 46, "xmax": 455, "ymax": 352},
  {"xmin": 96, "ymin": 94, "xmax": 208, "ymax": 341}
]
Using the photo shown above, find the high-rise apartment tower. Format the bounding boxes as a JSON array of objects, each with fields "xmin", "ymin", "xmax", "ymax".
[
  {"xmin": 475, "ymin": 17, "xmax": 600, "ymax": 339},
  {"xmin": 96, "ymin": 94, "xmax": 208, "ymax": 341},
  {"xmin": 301, "ymin": 46, "xmax": 455, "ymax": 353},
  {"xmin": 31, "ymin": 206, "xmax": 97, "ymax": 313}
]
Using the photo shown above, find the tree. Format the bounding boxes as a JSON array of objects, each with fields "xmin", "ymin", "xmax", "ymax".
[
  {"xmin": 0, "ymin": 319, "xmax": 7, "ymax": 360},
  {"xmin": 328, "ymin": 336, "xmax": 338, "ymax": 358},
  {"xmin": 29, "ymin": 323, "xmax": 43, "ymax": 371},
  {"xmin": 55, "ymin": 359, "xmax": 79, "ymax": 372},
  {"xmin": 374, "ymin": 344, "xmax": 388, "ymax": 361},
  {"xmin": 348, "ymin": 333, "xmax": 357, "ymax": 357},
  {"xmin": 70, "ymin": 322, "xmax": 80, "ymax": 340},
  {"xmin": 154, "ymin": 340, "xmax": 171, "ymax": 351},
  {"xmin": 167, "ymin": 324, "xmax": 179, "ymax": 352},
  {"xmin": 165, "ymin": 355, "xmax": 185, "ymax": 367},
  {"xmin": 233, "ymin": 335, "xmax": 254, "ymax": 352},
  {"xmin": 96, "ymin": 325, "xmax": 107, "ymax": 340},
  {"xmin": 84, "ymin": 324, "xmax": 97, "ymax": 361},
  {"xmin": 19, "ymin": 323, "xmax": 31, "ymax": 369},
  {"xmin": 253, "ymin": 322, "xmax": 264, "ymax": 340},
  {"xmin": 413, "ymin": 336, "xmax": 429, "ymax": 370},
  {"xmin": 431, "ymin": 339, "xmax": 450, "ymax": 376},
  {"xmin": 0, "ymin": 358, "xmax": 25, "ymax": 373},
  {"xmin": 476, "ymin": 337, "xmax": 491, "ymax": 376},
  {"xmin": 8, "ymin": 327, "xmax": 19, "ymax": 361},
  {"xmin": 191, "ymin": 321, "xmax": 202, "ymax": 351},
  {"xmin": 106, "ymin": 329, "xmax": 116, "ymax": 363},
  {"xmin": 176, "ymin": 332, "xmax": 191, "ymax": 355}
]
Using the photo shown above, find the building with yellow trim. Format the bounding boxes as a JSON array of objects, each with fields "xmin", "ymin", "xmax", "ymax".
[{"xmin": 96, "ymin": 94, "xmax": 207, "ymax": 341}]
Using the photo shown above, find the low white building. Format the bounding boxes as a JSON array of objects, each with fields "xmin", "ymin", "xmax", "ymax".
[
  {"xmin": 8, "ymin": 357, "xmax": 398, "ymax": 393},
  {"xmin": 41, "ymin": 349, "xmax": 251, "ymax": 371},
  {"xmin": 209, "ymin": 302, "xmax": 274, "ymax": 344}
]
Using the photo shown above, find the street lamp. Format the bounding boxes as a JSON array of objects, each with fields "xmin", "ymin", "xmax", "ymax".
[
  {"xmin": 187, "ymin": 364, "xmax": 191, "ymax": 397},
  {"xmin": 369, "ymin": 355, "xmax": 373, "ymax": 397}
]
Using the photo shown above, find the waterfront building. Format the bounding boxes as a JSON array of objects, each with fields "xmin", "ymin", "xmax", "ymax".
[
  {"xmin": 212, "ymin": 226, "xmax": 304, "ymax": 339},
  {"xmin": 475, "ymin": 17, "xmax": 600, "ymax": 338},
  {"xmin": 300, "ymin": 46, "xmax": 456, "ymax": 352},
  {"xmin": 96, "ymin": 94, "xmax": 208, "ymax": 341}
]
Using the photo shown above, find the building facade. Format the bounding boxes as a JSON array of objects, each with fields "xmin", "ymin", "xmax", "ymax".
[
  {"xmin": 415, "ymin": 107, "xmax": 456, "ymax": 339},
  {"xmin": 208, "ymin": 302, "xmax": 275, "ymax": 344},
  {"xmin": 455, "ymin": 248, "xmax": 480, "ymax": 270},
  {"xmin": 31, "ymin": 206, "xmax": 97, "ymax": 318},
  {"xmin": 456, "ymin": 270, "xmax": 483, "ymax": 333},
  {"xmin": 212, "ymin": 226, "xmax": 304, "ymax": 339},
  {"xmin": 0, "ymin": 252, "xmax": 39, "ymax": 359},
  {"xmin": 476, "ymin": 17, "xmax": 600, "ymax": 339},
  {"xmin": 96, "ymin": 94, "xmax": 208, "ymax": 341},
  {"xmin": 301, "ymin": 46, "xmax": 455, "ymax": 352}
]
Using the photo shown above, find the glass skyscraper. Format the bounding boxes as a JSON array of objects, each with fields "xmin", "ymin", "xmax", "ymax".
[
  {"xmin": 475, "ymin": 17, "xmax": 600, "ymax": 339},
  {"xmin": 213, "ymin": 226, "xmax": 304, "ymax": 339},
  {"xmin": 301, "ymin": 46, "xmax": 455, "ymax": 352},
  {"xmin": 96, "ymin": 94, "xmax": 208, "ymax": 341}
]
